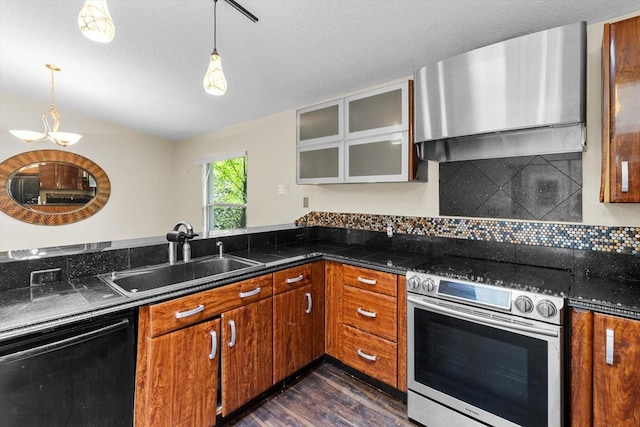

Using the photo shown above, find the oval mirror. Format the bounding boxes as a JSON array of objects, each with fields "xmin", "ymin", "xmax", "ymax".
[{"xmin": 0, "ymin": 150, "xmax": 110, "ymax": 225}]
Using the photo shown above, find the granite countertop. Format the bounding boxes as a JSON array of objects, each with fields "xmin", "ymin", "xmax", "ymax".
[{"xmin": 1, "ymin": 240, "xmax": 639, "ymax": 341}]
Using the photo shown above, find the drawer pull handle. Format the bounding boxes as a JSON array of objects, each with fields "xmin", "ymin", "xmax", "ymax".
[
  {"xmin": 357, "ymin": 276, "xmax": 377, "ymax": 285},
  {"xmin": 209, "ymin": 331, "xmax": 217, "ymax": 360},
  {"xmin": 621, "ymin": 161, "xmax": 629, "ymax": 192},
  {"xmin": 286, "ymin": 274, "xmax": 304, "ymax": 284},
  {"xmin": 357, "ymin": 307, "xmax": 377, "ymax": 318},
  {"xmin": 239, "ymin": 287, "xmax": 261, "ymax": 298},
  {"xmin": 606, "ymin": 328, "xmax": 614, "ymax": 365},
  {"xmin": 357, "ymin": 349, "xmax": 377, "ymax": 362},
  {"xmin": 305, "ymin": 292, "xmax": 312, "ymax": 314},
  {"xmin": 175, "ymin": 304, "xmax": 204, "ymax": 319},
  {"xmin": 228, "ymin": 320, "xmax": 236, "ymax": 347}
]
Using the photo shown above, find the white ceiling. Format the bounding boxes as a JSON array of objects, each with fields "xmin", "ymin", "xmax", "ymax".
[{"xmin": 1, "ymin": 1, "xmax": 638, "ymax": 142}]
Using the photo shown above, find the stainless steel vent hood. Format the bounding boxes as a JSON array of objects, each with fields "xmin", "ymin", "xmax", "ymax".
[{"xmin": 414, "ymin": 21, "xmax": 586, "ymax": 162}]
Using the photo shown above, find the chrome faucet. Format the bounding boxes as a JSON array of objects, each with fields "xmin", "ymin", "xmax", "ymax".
[
  {"xmin": 167, "ymin": 221, "xmax": 198, "ymax": 264},
  {"xmin": 216, "ymin": 241, "xmax": 224, "ymax": 258}
]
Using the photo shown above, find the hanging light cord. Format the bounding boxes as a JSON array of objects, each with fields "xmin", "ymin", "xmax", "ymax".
[
  {"xmin": 49, "ymin": 66, "xmax": 56, "ymax": 111},
  {"xmin": 213, "ymin": 0, "xmax": 218, "ymax": 53}
]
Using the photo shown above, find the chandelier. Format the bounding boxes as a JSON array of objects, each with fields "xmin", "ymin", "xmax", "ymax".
[{"xmin": 9, "ymin": 64, "xmax": 83, "ymax": 147}]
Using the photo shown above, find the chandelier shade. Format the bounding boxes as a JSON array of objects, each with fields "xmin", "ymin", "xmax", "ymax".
[
  {"xmin": 9, "ymin": 64, "xmax": 82, "ymax": 147},
  {"xmin": 78, "ymin": 0, "xmax": 115, "ymax": 43}
]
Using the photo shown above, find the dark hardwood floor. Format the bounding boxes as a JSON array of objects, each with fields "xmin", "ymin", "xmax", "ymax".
[{"xmin": 225, "ymin": 363, "xmax": 415, "ymax": 426}]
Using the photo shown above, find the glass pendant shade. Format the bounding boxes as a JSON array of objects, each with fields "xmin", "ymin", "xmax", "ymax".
[
  {"xmin": 203, "ymin": 50, "xmax": 227, "ymax": 95},
  {"xmin": 78, "ymin": 0, "xmax": 115, "ymax": 43},
  {"xmin": 9, "ymin": 64, "xmax": 83, "ymax": 147}
]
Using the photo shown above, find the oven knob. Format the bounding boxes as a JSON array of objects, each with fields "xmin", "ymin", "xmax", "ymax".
[
  {"xmin": 407, "ymin": 276, "xmax": 421, "ymax": 290},
  {"xmin": 421, "ymin": 278, "xmax": 436, "ymax": 293},
  {"xmin": 514, "ymin": 296, "xmax": 533, "ymax": 313},
  {"xmin": 536, "ymin": 300, "xmax": 557, "ymax": 318}
]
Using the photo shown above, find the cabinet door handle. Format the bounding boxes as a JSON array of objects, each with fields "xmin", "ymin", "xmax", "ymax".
[
  {"xmin": 175, "ymin": 304, "xmax": 204, "ymax": 319},
  {"xmin": 228, "ymin": 320, "xmax": 236, "ymax": 348},
  {"xmin": 357, "ymin": 307, "xmax": 377, "ymax": 318},
  {"xmin": 357, "ymin": 276, "xmax": 377, "ymax": 285},
  {"xmin": 305, "ymin": 292, "xmax": 312, "ymax": 314},
  {"xmin": 606, "ymin": 328, "xmax": 614, "ymax": 365},
  {"xmin": 286, "ymin": 274, "xmax": 304, "ymax": 284},
  {"xmin": 239, "ymin": 287, "xmax": 261, "ymax": 298},
  {"xmin": 621, "ymin": 161, "xmax": 629, "ymax": 192},
  {"xmin": 357, "ymin": 349, "xmax": 377, "ymax": 362},
  {"xmin": 209, "ymin": 331, "xmax": 217, "ymax": 360}
]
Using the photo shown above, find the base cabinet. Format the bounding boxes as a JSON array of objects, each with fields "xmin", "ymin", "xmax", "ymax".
[
  {"xmin": 592, "ymin": 313, "xmax": 640, "ymax": 426},
  {"xmin": 144, "ymin": 319, "xmax": 220, "ymax": 427},
  {"xmin": 571, "ymin": 309, "xmax": 640, "ymax": 426},
  {"xmin": 325, "ymin": 262, "xmax": 405, "ymax": 390},
  {"xmin": 221, "ymin": 297, "xmax": 273, "ymax": 417}
]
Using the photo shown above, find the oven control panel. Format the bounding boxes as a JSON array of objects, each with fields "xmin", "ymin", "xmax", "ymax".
[{"xmin": 406, "ymin": 272, "xmax": 565, "ymax": 325}]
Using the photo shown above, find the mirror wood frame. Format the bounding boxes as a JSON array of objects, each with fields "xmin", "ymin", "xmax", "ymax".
[{"xmin": 0, "ymin": 150, "xmax": 110, "ymax": 225}]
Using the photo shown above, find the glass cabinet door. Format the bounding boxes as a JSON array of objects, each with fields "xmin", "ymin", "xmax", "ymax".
[
  {"xmin": 345, "ymin": 132, "xmax": 408, "ymax": 183},
  {"xmin": 297, "ymin": 141, "xmax": 343, "ymax": 184},
  {"xmin": 297, "ymin": 99, "xmax": 343, "ymax": 145},
  {"xmin": 345, "ymin": 81, "xmax": 409, "ymax": 140}
]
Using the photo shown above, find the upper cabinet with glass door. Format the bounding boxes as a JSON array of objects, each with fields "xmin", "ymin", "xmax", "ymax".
[
  {"xmin": 297, "ymin": 99, "xmax": 343, "ymax": 145},
  {"xmin": 345, "ymin": 81, "xmax": 409, "ymax": 140}
]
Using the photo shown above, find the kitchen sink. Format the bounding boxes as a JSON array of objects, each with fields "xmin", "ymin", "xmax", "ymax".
[{"xmin": 100, "ymin": 255, "xmax": 263, "ymax": 296}]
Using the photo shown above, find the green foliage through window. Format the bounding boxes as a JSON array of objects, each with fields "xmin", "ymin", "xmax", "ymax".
[{"xmin": 207, "ymin": 156, "xmax": 247, "ymax": 230}]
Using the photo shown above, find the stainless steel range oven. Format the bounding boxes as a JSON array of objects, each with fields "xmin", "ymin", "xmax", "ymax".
[{"xmin": 406, "ymin": 258, "xmax": 570, "ymax": 427}]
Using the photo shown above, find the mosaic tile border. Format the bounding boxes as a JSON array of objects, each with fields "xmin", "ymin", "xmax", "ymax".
[{"xmin": 295, "ymin": 212, "xmax": 640, "ymax": 255}]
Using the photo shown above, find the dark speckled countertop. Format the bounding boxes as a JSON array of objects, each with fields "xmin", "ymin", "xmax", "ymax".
[{"xmin": 1, "ymin": 239, "xmax": 639, "ymax": 341}]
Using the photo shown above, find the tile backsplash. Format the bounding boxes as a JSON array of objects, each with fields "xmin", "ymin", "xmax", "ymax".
[
  {"xmin": 440, "ymin": 153, "xmax": 582, "ymax": 222},
  {"xmin": 296, "ymin": 211, "xmax": 639, "ymax": 255}
]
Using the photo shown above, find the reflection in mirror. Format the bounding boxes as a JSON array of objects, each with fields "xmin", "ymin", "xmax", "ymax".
[
  {"xmin": 8, "ymin": 162, "xmax": 98, "ymax": 213},
  {"xmin": 0, "ymin": 150, "xmax": 110, "ymax": 225}
]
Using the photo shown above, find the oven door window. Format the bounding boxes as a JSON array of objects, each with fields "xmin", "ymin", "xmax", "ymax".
[{"xmin": 414, "ymin": 308, "xmax": 548, "ymax": 426}]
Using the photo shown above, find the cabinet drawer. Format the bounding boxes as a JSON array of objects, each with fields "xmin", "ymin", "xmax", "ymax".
[
  {"xmin": 342, "ymin": 285, "xmax": 397, "ymax": 342},
  {"xmin": 343, "ymin": 265, "xmax": 397, "ymax": 297},
  {"xmin": 273, "ymin": 264, "xmax": 313, "ymax": 295},
  {"xmin": 146, "ymin": 274, "xmax": 273, "ymax": 337},
  {"xmin": 341, "ymin": 325, "xmax": 397, "ymax": 388}
]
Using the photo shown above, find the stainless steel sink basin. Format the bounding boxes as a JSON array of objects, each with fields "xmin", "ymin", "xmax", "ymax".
[{"xmin": 100, "ymin": 255, "xmax": 263, "ymax": 296}]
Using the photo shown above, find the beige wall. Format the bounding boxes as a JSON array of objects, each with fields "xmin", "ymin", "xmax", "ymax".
[
  {"xmin": 0, "ymin": 92, "xmax": 177, "ymax": 251},
  {"xmin": 174, "ymin": 14, "xmax": 640, "ymax": 229}
]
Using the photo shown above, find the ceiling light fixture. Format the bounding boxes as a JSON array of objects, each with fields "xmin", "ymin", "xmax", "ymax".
[
  {"xmin": 203, "ymin": 0, "xmax": 258, "ymax": 96},
  {"xmin": 78, "ymin": 0, "xmax": 115, "ymax": 43},
  {"xmin": 203, "ymin": 0, "xmax": 227, "ymax": 95},
  {"xmin": 9, "ymin": 64, "xmax": 83, "ymax": 147}
]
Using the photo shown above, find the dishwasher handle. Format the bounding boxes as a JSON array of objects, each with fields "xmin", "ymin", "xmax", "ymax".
[{"xmin": 0, "ymin": 319, "xmax": 130, "ymax": 365}]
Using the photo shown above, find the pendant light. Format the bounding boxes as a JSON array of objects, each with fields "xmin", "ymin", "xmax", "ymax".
[
  {"xmin": 78, "ymin": 0, "xmax": 115, "ymax": 43},
  {"xmin": 9, "ymin": 64, "xmax": 82, "ymax": 147},
  {"xmin": 203, "ymin": 0, "xmax": 227, "ymax": 95}
]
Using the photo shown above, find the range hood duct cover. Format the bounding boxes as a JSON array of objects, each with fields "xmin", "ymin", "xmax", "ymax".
[{"xmin": 414, "ymin": 21, "xmax": 586, "ymax": 162}]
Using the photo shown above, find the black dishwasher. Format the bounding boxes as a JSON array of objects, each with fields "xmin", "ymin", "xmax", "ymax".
[{"xmin": 0, "ymin": 309, "xmax": 137, "ymax": 427}]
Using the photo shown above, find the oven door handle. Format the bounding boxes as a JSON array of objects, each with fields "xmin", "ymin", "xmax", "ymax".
[{"xmin": 408, "ymin": 296, "xmax": 559, "ymax": 338}]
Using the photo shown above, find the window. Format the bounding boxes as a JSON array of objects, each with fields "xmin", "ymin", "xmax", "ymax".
[{"xmin": 205, "ymin": 154, "xmax": 247, "ymax": 231}]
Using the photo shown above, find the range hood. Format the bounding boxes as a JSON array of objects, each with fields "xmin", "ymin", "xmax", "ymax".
[{"xmin": 414, "ymin": 21, "xmax": 586, "ymax": 162}]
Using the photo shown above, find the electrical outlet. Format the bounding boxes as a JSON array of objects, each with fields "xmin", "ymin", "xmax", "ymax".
[
  {"xmin": 303, "ymin": 196, "xmax": 309, "ymax": 208},
  {"xmin": 30, "ymin": 268, "xmax": 63, "ymax": 286}
]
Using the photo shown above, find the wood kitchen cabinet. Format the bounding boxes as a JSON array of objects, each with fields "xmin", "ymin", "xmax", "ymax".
[
  {"xmin": 135, "ymin": 273, "xmax": 273, "ymax": 426},
  {"xmin": 142, "ymin": 319, "xmax": 220, "ymax": 427},
  {"xmin": 600, "ymin": 15, "xmax": 640, "ymax": 203},
  {"xmin": 39, "ymin": 163, "xmax": 80, "ymax": 190},
  {"xmin": 272, "ymin": 262, "xmax": 325, "ymax": 383},
  {"xmin": 570, "ymin": 309, "xmax": 640, "ymax": 426},
  {"xmin": 221, "ymin": 297, "xmax": 273, "ymax": 417},
  {"xmin": 326, "ymin": 262, "xmax": 405, "ymax": 390}
]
